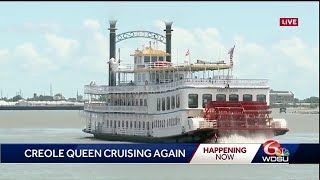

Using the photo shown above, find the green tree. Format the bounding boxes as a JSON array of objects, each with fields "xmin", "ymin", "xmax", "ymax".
[
  {"xmin": 304, "ymin": 96, "xmax": 319, "ymax": 103},
  {"xmin": 11, "ymin": 95, "xmax": 23, "ymax": 102},
  {"xmin": 68, "ymin": 98, "xmax": 77, "ymax": 102},
  {"xmin": 0, "ymin": 97, "xmax": 8, "ymax": 101}
]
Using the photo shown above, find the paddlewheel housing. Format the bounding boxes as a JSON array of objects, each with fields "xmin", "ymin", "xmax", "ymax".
[{"xmin": 203, "ymin": 101, "xmax": 289, "ymax": 138}]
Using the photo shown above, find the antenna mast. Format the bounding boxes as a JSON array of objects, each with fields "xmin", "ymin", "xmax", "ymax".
[{"xmin": 118, "ymin": 48, "xmax": 120, "ymax": 85}]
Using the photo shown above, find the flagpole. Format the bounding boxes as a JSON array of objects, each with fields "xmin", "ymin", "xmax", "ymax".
[
  {"xmin": 231, "ymin": 45, "xmax": 235, "ymax": 77},
  {"xmin": 175, "ymin": 48, "xmax": 178, "ymax": 81},
  {"xmin": 189, "ymin": 50, "xmax": 192, "ymax": 78}
]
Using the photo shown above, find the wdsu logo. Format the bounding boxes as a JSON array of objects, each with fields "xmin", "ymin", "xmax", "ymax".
[{"xmin": 262, "ymin": 140, "xmax": 290, "ymax": 163}]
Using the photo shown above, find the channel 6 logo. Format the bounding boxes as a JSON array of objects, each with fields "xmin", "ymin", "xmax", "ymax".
[{"xmin": 262, "ymin": 140, "xmax": 290, "ymax": 163}]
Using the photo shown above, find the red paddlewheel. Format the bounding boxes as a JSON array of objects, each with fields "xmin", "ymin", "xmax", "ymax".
[{"xmin": 203, "ymin": 101, "xmax": 275, "ymax": 131}]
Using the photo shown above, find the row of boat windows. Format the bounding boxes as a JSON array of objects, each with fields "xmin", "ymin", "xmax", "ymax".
[
  {"xmin": 100, "ymin": 118, "xmax": 180, "ymax": 129},
  {"xmin": 105, "ymin": 98, "xmax": 147, "ymax": 106},
  {"xmin": 188, "ymin": 94, "xmax": 267, "ymax": 108},
  {"xmin": 134, "ymin": 56, "xmax": 165, "ymax": 64},
  {"xmin": 156, "ymin": 95, "xmax": 181, "ymax": 111}
]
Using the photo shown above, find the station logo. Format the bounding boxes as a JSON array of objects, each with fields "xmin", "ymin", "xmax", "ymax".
[{"xmin": 262, "ymin": 140, "xmax": 289, "ymax": 163}]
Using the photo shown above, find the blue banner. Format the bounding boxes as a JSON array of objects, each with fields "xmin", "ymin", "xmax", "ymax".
[
  {"xmin": 0, "ymin": 143, "xmax": 319, "ymax": 164},
  {"xmin": 0, "ymin": 144, "xmax": 198, "ymax": 163}
]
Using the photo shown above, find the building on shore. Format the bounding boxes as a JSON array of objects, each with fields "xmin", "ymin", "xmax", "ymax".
[{"xmin": 269, "ymin": 90, "xmax": 294, "ymax": 105}]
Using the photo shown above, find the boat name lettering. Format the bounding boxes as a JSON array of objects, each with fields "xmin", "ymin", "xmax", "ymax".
[{"xmin": 217, "ymin": 89, "xmax": 238, "ymax": 92}]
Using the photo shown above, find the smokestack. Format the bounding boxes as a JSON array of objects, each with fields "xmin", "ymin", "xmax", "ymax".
[
  {"xmin": 108, "ymin": 19, "xmax": 117, "ymax": 86},
  {"xmin": 164, "ymin": 21, "xmax": 173, "ymax": 62}
]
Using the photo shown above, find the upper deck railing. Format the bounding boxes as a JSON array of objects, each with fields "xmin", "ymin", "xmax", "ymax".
[
  {"xmin": 84, "ymin": 103, "xmax": 147, "ymax": 113},
  {"xmin": 84, "ymin": 78, "xmax": 269, "ymax": 94}
]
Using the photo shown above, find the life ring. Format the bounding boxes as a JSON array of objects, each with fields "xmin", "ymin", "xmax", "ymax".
[{"xmin": 145, "ymin": 80, "xmax": 148, "ymax": 85}]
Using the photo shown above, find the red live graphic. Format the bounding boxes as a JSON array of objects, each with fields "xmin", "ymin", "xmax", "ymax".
[{"xmin": 280, "ymin": 18, "xmax": 299, "ymax": 26}]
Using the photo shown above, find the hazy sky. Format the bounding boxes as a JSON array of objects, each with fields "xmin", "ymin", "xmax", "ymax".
[{"xmin": 0, "ymin": 2, "xmax": 319, "ymax": 99}]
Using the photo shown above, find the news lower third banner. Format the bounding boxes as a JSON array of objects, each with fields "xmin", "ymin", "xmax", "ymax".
[{"xmin": 0, "ymin": 141, "xmax": 319, "ymax": 164}]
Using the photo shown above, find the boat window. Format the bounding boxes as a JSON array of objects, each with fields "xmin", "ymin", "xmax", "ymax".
[
  {"xmin": 143, "ymin": 122, "xmax": 145, "ymax": 129},
  {"xmin": 176, "ymin": 95, "xmax": 180, "ymax": 108},
  {"xmin": 140, "ymin": 99, "xmax": 143, "ymax": 106},
  {"xmin": 144, "ymin": 99, "xmax": 147, "ymax": 106},
  {"xmin": 122, "ymin": 121, "xmax": 124, "ymax": 128},
  {"xmin": 166, "ymin": 97, "xmax": 170, "ymax": 110},
  {"xmin": 171, "ymin": 96, "xmax": 175, "ymax": 109},
  {"xmin": 202, "ymin": 94, "xmax": 212, "ymax": 108},
  {"xmin": 188, "ymin": 94, "xmax": 198, "ymax": 108},
  {"xmin": 138, "ymin": 74, "xmax": 141, "ymax": 82},
  {"xmin": 118, "ymin": 121, "xmax": 120, "ymax": 128},
  {"xmin": 134, "ymin": 121, "xmax": 136, "ymax": 128},
  {"xmin": 162, "ymin": 97, "xmax": 166, "ymax": 111},
  {"xmin": 142, "ymin": 74, "xmax": 146, "ymax": 81},
  {"xmin": 139, "ymin": 121, "xmax": 141, "ymax": 129},
  {"xmin": 229, "ymin": 94, "xmax": 239, "ymax": 102},
  {"xmin": 126, "ymin": 121, "xmax": 128, "ymax": 129},
  {"xmin": 106, "ymin": 120, "xmax": 109, "ymax": 128},
  {"xmin": 257, "ymin": 94, "xmax": 266, "ymax": 102},
  {"xmin": 136, "ymin": 99, "xmax": 138, "ymax": 106},
  {"xmin": 151, "ymin": 56, "xmax": 157, "ymax": 62},
  {"xmin": 147, "ymin": 122, "xmax": 149, "ymax": 130},
  {"xmin": 144, "ymin": 56, "xmax": 150, "ymax": 63},
  {"xmin": 157, "ymin": 98, "xmax": 161, "ymax": 111},
  {"xmin": 243, "ymin": 94, "xmax": 253, "ymax": 101},
  {"xmin": 158, "ymin": 56, "xmax": 164, "ymax": 61},
  {"xmin": 110, "ymin": 120, "xmax": 113, "ymax": 128},
  {"xmin": 130, "ymin": 121, "xmax": 132, "ymax": 128},
  {"xmin": 216, "ymin": 94, "xmax": 226, "ymax": 101}
]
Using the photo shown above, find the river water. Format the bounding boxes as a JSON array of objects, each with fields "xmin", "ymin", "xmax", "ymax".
[{"xmin": 0, "ymin": 109, "xmax": 318, "ymax": 180}]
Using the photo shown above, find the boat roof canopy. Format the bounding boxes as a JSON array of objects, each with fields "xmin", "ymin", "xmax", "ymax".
[{"xmin": 130, "ymin": 47, "xmax": 170, "ymax": 56}]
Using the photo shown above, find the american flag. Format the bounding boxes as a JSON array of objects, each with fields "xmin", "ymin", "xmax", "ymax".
[
  {"xmin": 228, "ymin": 45, "xmax": 235, "ymax": 66},
  {"xmin": 185, "ymin": 49, "xmax": 190, "ymax": 64},
  {"xmin": 185, "ymin": 49, "xmax": 190, "ymax": 56}
]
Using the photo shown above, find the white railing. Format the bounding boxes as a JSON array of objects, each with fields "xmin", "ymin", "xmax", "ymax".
[
  {"xmin": 84, "ymin": 103, "xmax": 147, "ymax": 113},
  {"xmin": 84, "ymin": 78, "xmax": 269, "ymax": 94},
  {"xmin": 113, "ymin": 64, "xmax": 134, "ymax": 72}
]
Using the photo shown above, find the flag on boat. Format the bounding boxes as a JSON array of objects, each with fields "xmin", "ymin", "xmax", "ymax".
[
  {"xmin": 185, "ymin": 49, "xmax": 190, "ymax": 56},
  {"xmin": 228, "ymin": 45, "xmax": 235, "ymax": 66},
  {"xmin": 185, "ymin": 49, "xmax": 190, "ymax": 64}
]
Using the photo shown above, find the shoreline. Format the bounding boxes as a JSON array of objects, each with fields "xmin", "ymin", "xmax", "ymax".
[{"xmin": 281, "ymin": 107, "xmax": 319, "ymax": 114}]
